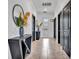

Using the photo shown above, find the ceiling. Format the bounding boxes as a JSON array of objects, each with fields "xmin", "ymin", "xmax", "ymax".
[
  {"xmin": 31, "ymin": 0, "xmax": 57, "ymax": 12},
  {"xmin": 31, "ymin": 0, "xmax": 70, "ymax": 19}
]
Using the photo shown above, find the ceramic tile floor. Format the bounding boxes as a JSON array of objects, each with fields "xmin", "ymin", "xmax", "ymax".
[{"xmin": 25, "ymin": 38, "xmax": 70, "ymax": 59}]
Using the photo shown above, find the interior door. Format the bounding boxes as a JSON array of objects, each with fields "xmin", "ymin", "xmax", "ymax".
[
  {"xmin": 54, "ymin": 18, "xmax": 56, "ymax": 38},
  {"xmin": 58, "ymin": 13, "xmax": 60, "ymax": 43},
  {"xmin": 32, "ymin": 15, "xmax": 35, "ymax": 41}
]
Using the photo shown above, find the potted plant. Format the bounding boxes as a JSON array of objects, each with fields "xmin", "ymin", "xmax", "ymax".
[{"xmin": 36, "ymin": 20, "xmax": 43, "ymax": 40}]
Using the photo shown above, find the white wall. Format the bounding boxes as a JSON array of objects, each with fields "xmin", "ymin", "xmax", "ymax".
[
  {"xmin": 8, "ymin": 0, "xmax": 37, "ymax": 38},
  {"xmin": 56, "ymin": 16, "xmax": 58, "ymax": 42},
  {"xmin": 48, "ymin": 20, "xmax": 54, "ymax": 38},
  {"xmin": 54, "ymin": 0, "xmax": 70, "ymax": 19},
  {"xmin": 8, "ymin": 0, "xmax": 36, "ymax": 59}
]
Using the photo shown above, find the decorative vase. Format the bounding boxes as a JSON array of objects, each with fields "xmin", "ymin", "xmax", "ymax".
[
  {"xmin": 19, "ymin": 26, "xmax": 24, "ymax": 38},
  {"xmin": 36, "ymin": 31, "xmax": 40, "ymax": 40}
]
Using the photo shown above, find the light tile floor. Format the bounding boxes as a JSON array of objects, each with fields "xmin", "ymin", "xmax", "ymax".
[{"xmin": 25, "ymin": 38, "xmax": 70, "ymax": 59}]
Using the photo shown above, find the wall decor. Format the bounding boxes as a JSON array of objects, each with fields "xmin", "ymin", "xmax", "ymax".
[{"xmin": 12, "ymin": 4, "xmax": 30, "ymax": 38}]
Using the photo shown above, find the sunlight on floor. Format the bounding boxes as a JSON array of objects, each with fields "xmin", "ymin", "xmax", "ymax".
[
  {"xmin": 25, "ymin": 38, "xmax": 70, "ymax": 59},
  {"xmin": 42, "ymin": 38, "xmax": 49, "ymax": 49},
  {"xmin": 41, "ymin": 38, "xmax": 49, "ymax": 57}
]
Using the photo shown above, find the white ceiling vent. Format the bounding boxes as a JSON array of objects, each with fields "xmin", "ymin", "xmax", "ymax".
[{"xmin": 43, "ymin": 8, "xmax": 47, "ymax": 13}]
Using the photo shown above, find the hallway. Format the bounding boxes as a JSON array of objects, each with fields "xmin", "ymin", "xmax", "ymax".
[
  {"xmin": 25, "ymin": 38, "xmax": 70, "ymax": 59},
  {"xmin": 8, "ymin": 0, "xmax": 71, "ymax": 59}
]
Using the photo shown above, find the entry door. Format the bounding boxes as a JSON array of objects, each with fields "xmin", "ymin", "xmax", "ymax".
[{"xmin": 42, "ymin": 19, "xmax": 49, "ymax": 38}]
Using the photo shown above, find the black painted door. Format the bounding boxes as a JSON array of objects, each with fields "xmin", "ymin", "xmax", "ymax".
[
  {"xmin": 32, "ymin": 15, "xmax": 35, "ymax": 41},
  {"xmin": 54, "ymin": 18, "xmax": 56, "ymax": 38},
  {"xmin": 58, "ymin": 13, "xmax": 60, "ymax": 43}
]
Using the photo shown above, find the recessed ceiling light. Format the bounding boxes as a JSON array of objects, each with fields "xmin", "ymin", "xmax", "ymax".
[{"xmin": 43, "ymin": 8, "xmax": 47, "ymax": 13}]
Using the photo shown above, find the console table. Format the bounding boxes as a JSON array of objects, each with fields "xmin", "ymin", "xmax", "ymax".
[{"xmin": 8, "ymin": 34, "xmax": 32, "ymax": 59}]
